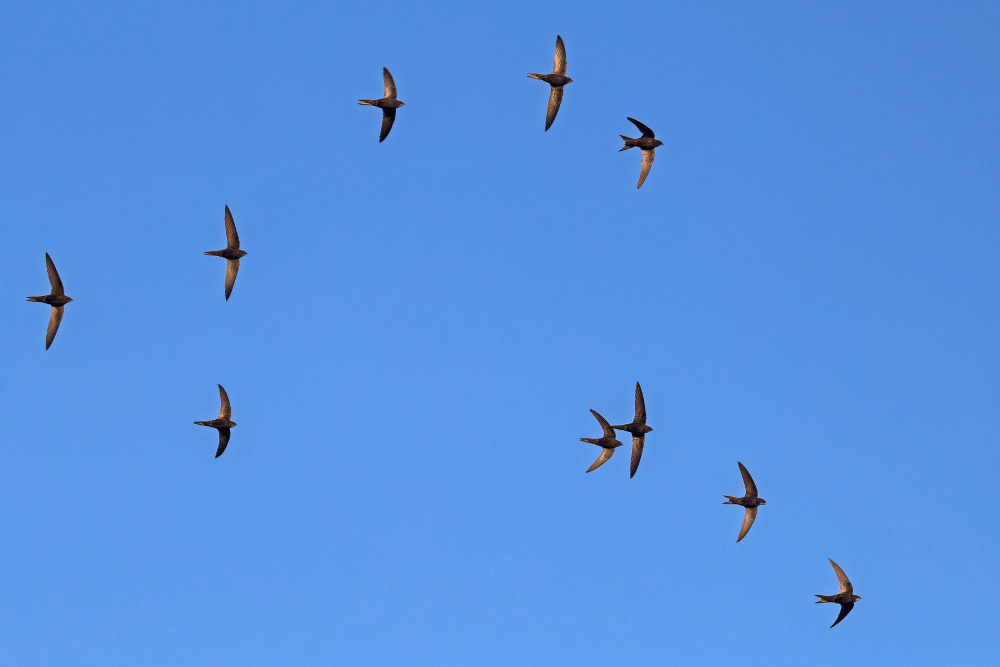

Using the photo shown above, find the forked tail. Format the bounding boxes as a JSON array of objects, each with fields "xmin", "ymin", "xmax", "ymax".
[{"xmin": 620, "ymin": 135, "xmax": 636, "ymax": 151}]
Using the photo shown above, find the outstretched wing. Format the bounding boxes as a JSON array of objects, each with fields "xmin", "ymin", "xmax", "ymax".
[
  {"xmin": 590, "ymin": 409, "xmax": 616, "ymax": 439},
  {"xmin": 215, "ymin": 427, "xmax": 231, "ymax": 458},
  {"xmin": 629, "ymin": 435, "xmax": 644, "ymax": 478},
  {"xmin": 586, "ymin": 446, "xmax": 614, "ymax": 473},
  {"xmin": 224, "ymin": 205, "xmax": 240, "ymax": 249},
  {"xmin": 829, "ymin": 559, "xmax": 853, "ymax": 595},
  {"xmin": 224, "ymin": 259, "xmax": 240, "ymax": 300},
  {"xmin": 634, "ymin": 382, "xmax": 646, "ymax": 423},
  {"xmin": 45, "ymin": 306, "xmax": 64, "ymax": 350},
  {"xmin": 830, "ymin": 602, "xmax": 854, "ymax": 628},
  {"xmin": 383, "ymin": 67, "xmax": 397, "ymax": 99},
  {"xmin": 637, "ymin": 149, "xmax": 655, "ymax": 189},
  {"xmin": 737, "ymin": 507, "xmax": 757, "ymax": 542},
  {"xmin": 217, "ymin": 384, "xmax": 232, "ymax": 420},
  {"xmin": 627, "ymin": 117, "xmax": 655, "ymax": 138},
  {"xmin": 544, "ymin": 86, "xmax": 563, "ymax": 131},
  {"xmin": 738, "ymin": 462, "xmax": 758, "ymax": 497},
  {"xmin": 45, "ymin": 253, "xmax": 64, "ymax": 295},
  {"xmin": 553, "ymin": 35, "xmax": 567, "ymax": 76},
  {"xmin": 380, "ymin": 108, "xmax": 397, "ymax": 142}
]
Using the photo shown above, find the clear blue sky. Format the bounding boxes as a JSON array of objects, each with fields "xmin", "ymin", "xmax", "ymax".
[{"xmin": 1, "ymin": 1, "xmax": 998, "ymax": 664}]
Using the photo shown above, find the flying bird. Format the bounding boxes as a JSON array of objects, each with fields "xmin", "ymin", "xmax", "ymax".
[
  {"xmin": 358, "ymin": 68, "xmax": 405, "ymax": 142},
  {"xmin": 619, "ymin": 117, "xmax": 664, "ymax": 189},
  {"xmin": 815, "ymin": 559, "xmax": 862, "ymax": 628},
  {"xmin": 194, "ymin": 384, "xmax": 237, "ymax": 458},
  {"xmin": 723, "ymin": 462, "xmax": 766, "ymax": 542},
  {"xmin": 527, "ymin": 35, "xmax": 573, "ymax": 131},
  {"xmin": 26, "ymin": 253, "xmax": 73, "ymax": 349},
  {"xmin": 204, "ymin": 205, "xmax": 247, "ymax": 301},
  {"xmin": 611, "ymin": 382, "xmax": 653, "ymax": 478},
  {"xmin": 579, "ymin": 409, "xmax": 624, "ymax": 473}
]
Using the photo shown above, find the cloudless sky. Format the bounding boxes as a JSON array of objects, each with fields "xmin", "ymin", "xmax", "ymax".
[{"xmin": 1, "ymin": 1, "xmax": 998, "ymax": 664}]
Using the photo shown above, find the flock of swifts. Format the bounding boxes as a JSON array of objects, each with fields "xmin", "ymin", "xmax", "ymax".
[{"xmin": 24, "ymin": 36, "xmax": 863, "ymax": 628}]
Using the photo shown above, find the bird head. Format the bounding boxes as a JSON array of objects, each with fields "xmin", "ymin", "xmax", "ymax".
[
  {"xmin": 398, "ymin": 101, "xmax": 406, "ymax": 106},
  {"xmin": 758, "ymin": 499, "xmax": 766, "ymax": 505},
  {"xmin": 66, "ymin": 297, "xmax": 74, "ymax": 302},
  {"xmin": 653, "ymin": 139, "xmax": 664, "ymax": 149},
  {"xmin": 566, "ymin": 77, "xmax": 574, "ymax": 84},
  {"xmin": 853, "ymin": 595, "xmax": 862, "ymax": 602}
]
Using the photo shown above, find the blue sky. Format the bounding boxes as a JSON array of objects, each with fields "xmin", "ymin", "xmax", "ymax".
[{"xmin": 1, "ymin": 1, "xmax": 998, "ymax": 664}]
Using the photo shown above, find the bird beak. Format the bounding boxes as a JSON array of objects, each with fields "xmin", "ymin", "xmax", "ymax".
[
  {"xmin": 567, "ymin": 78, "xmax": 574, "ymax": 83},
  {"xmin": 67, "ymin": 297, "xmax": 74, "ymax": 302},
  {"xmin": 399, "ymin": 101, "xmax": 406, "ymax": 106}
]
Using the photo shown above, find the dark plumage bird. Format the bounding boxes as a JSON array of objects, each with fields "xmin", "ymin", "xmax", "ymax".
[
  {"xmin": 358, "ymin": 68, "xmax": 405, "ymax": 142},
  {"xmin": 815, "ymin": 559, "xmax": 862, "ymax": 628},
  {"xmin": 204, "ymin": 205, "xmax": 247, "ymax": 301},
  {"xmin": 611, "ymin": 382, "xmax": 653, "ymax": 478},
  {"xmin": 619, "ymin": 117, "xmax": 663, "ymax": 189},
  {"xmin": 723, "ymin": 462, "xmax": 766, "ymax": 542},
  {"xmin": 579, "ymin": 409, "xmax": 624, "ymax": 473},
  {"xmin": 194, "ymin": 384, "xmax": 237, "ymax": 458},
  {"xmin": 527, "ymin": 35, "xmax": 573, "ymax": 131},
  {"xmin": 26, "ymin": 253, "xmax": 73, "ymax": 350}
]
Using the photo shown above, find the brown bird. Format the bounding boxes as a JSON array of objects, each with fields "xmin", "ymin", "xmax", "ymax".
[
  {"xmin": 358, "ymin": 68, "xmax": 405, "ymax": 142},
  {"xmin": 579, "ymin": 409, "xmax": 624, "ymax": 472},
  {"xmin": 26, "ymin": 253, "xmax": 73, "ymax": 349},
  {"xmin": 815, "ymin": 559, "xmax": 862, "ymax": 628},
  {"xmin": 204, "ymin": 205, "xmax": 247, "ymax": 301},
  {"xmin": 611, "ymin": 382, "xmax": 653, "ymax": 478},
  {"xmin": 619, "ymin": 117, "xmax": 664, "ymax": 188},
  {"xmin": 723, "ymin": 462, "xmax": 766, "ymax": 542},
  {"xmin": 194, "ymin": 384, "xmax": 237, "ymax": 458},
  {"xmin": 527, "ymin": 35, "xmax": 573, "ymax": 131}
]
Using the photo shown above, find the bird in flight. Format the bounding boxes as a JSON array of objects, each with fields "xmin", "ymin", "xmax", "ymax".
[
  {"xmin": 619, "ymin": 117, "xmax": 663, "ymax": 188},
  {"xmin": 815, "ymin": 558, "xmax": 862, "ymax": 627},
  {"xmin": 579, "ymin": 409, "xmax": 624, "ymax": 472},
  {"xmin": 358, "ymin": 68, "xmax": 405, "ymax": 142},
  {"xmin": 194, "ymin": 384, "xmax": 238, "ymax": 458},
  {"xmin": 204, "ymin": 205, "xmax": 247, "ymax": 301},
  {"xmin": 26, "ymin": 253, "xmax": 73, "ymax": 350},
  {"xmin": 723, "ymin": 462, "xmax": 766, "ymax": 542},
  {"xmin": 527, "ymin": 35, "xmax": 573, "ymax": 131},
  {"xmin": 611, "ymin": 382, "xmax": 653, "ymax": 478}
]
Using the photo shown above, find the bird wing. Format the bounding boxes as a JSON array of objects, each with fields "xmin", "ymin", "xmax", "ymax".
[
  {"xmin": 215, "ymin": 427, "xmax": 231, "ymax": 458},
  {"xmin": 629, "ymin": 434, "xmax": 644, "ymax": 478},
  {"xmin": 637, "ymin": 149, "xmax": 655, "ymax": 189},
  {"xmin": 45, "ymin": 306, "xmax": 64, "ymax": 350},
  {"xmin": 590, "ymin": 409, "xmax": 616, "ymax": 439},
  {"xmin": 738, "ymin": 462, "xmax": 758, "ymax": 497},
  {"xmin": 553, "ymin": 35, "xmax": 567, "ymax": 76},
  {"xmin": 627, "ymin": 117, "xmax": 655, "ymax": 138},
  {"xmin": 383, "ymin": 67, "xmax": 397, "ymax": 99},
  {"xmin": 830, "ymin": 601, "xmax": 854, "ymax": 628},
  {"xmin": 217, "ymin": 384, "xmax": 232, "ymax": 420},
  {"xmin": 829, "ymin": 559, "xmax": 853, "ymax": 595},
  {"xmin": 586, "ymin": 446, "xmax": 614, "ymax": 473},
  {"xmin": 224, "ymin": 259, "xmax": 240, "ymax": 300},
  {"xmin": 544, "ymin": 86, "xmax": 563, "ymax": 131},
  {"xmin": 634, "ymin": 382, "xmax": 646, "ymax": 423},
  {"xmin": 224, "ymin": 205, "xmax": 240, "ymax": 249},
  {"xmin": 380, "ymin": 108, "xmax": 397, "ymax": 143},
  {"xmin": 45, "ymin": 253, "xmax": 65, "ymax": 295},
  {"xmin": 737, "ymin": 506, "xmax": 757, "ymax": 542}
]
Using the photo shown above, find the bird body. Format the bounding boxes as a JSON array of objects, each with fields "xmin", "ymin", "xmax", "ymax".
[
  {"xmin": 723, "ymin": 462, "xmax": 766, "ymax": 542},
  {"xmin": 26, "ymin": 253, "xmax": 73, "ymax": 349},
  {"xmin": 527, "ymin": 35, "xmax": 572, "ymax": 131},
  {"xmin": 611, "ymin": 382, "xmax": 653, "ymax": 478},
  {"xmin": 194, "ymin": 384, "xmax": 237, "ymax": 458},
  {"xmin": 815, "ymin": 559, "xmax": 862, "ymax": 627},
  {"xmin": 619, "ymin": 117, "xmax": 663, "ymax": 188},
  {"xmin": 204, "ymin": 205, "xmax": 247, "ymax": 301},
  {"xmin": 359, "ymin": 68, "xmax": 405, "ymax": 142},
  {"xmin": 579, "ymin": 409, "xmax": 623, "ymax": 472}
]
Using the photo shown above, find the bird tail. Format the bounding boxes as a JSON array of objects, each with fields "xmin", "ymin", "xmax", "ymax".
[
  {"xmin": 620, "ymin": 136, "xmax": 636, "ymax": 151},
  {"xmin": 722, "ymin": 495, "xmax": 740, "ymax": 504},
  {"xmin": 527, "ymin": 73, "xmax": 544, "ymax": 80},
  {"xmin": 580, "ymin": 438, "xmax": 599, "ymax": 445},
  {"xmin": 815, "ymin": 595, "xmax": 835, "ymax": 603},
  {"xmin": 358, "ymin": 99, "xmax": 378, "ymax": 106},
  {"xmin": 26, "ymin": 296, "xmax": 44, "ymax": 302},
  {"xmin": 204, "ymin": 250, "xmax": 225, "ymax": 257},
  {"xmin": 194, "ymin": 421, "xmax": 211, "ymax": 427}
]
